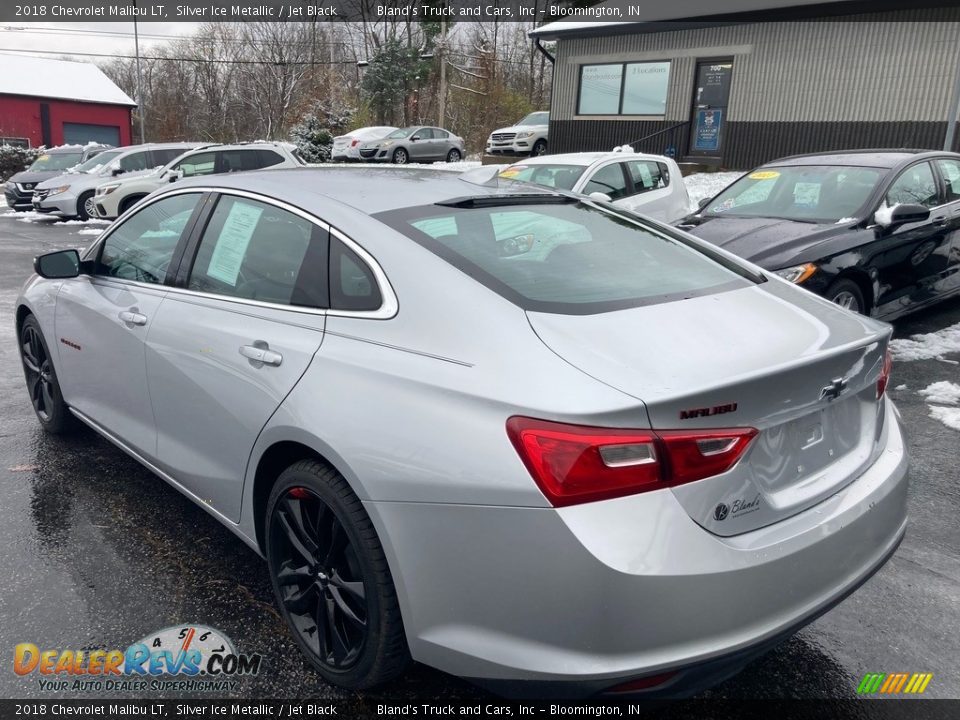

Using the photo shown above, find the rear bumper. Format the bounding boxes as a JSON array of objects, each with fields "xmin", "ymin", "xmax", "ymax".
[{"xmin": 365, "ymin": 397, "xmax": 908, "ymax": 694}]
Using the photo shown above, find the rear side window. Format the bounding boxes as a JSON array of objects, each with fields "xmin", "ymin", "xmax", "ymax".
[
  {"xmin": 628, "ymin": 160, "xmax": 669, "ymax": 192},
  {"xmin": 220, "ymin": 150, "xmax": 263, "ymax": 173},
  {"xmin": 330, "ymin": 238, "xmax": 382, "ymax": 311},
  {"xmin": 259, "ymin": 150, "xmax": 285, "ymax": 168},
  {"xmin": 188, "ymin": 195, "xmax": 328, "ymax": 308},
  {"xmin": 378, "ymin": 201, "xmax": 754, "ymax": 314}
]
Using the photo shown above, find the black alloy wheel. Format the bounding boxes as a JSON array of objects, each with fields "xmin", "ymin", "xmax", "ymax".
[
  {"xmin": 266, "ymin": 460, "xmax": 408, "ymax": 687},
  {"xmin": 19, "ymin": 315, "xmax": 76, "ymax": 434}
]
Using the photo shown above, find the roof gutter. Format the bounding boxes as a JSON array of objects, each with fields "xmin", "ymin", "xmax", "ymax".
[{"xmin": 534, "ymin": 37, "xmax": 555, "ymax": 64}]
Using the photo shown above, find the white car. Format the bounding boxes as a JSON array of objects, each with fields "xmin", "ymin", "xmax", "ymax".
[
  {"xmin": 498, "ymin": 150, "xmax": 691, "ymax": 223},
  {"xmin": 94, "ymin": 142, "xmax": 304, "ymax": 219},
  {"xmin": 486, "ymin": 111, "xmax": 549, "ymax": 156},
  {"xmin": 332, "ymin": 126, "xmax": 397, "ymax": 161}
]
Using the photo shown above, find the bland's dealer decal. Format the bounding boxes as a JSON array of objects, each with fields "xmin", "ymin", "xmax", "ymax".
[{"xmin": 13, "ymin": 625, "xmax": 262, "ymax": 692}]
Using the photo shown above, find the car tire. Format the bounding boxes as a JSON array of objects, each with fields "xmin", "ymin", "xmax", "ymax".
[
  {"xmin": 19, "ymin": 315, "xmax": 78, "ymax": 435},
  {"xmin": 445, "ymin": 148, "xmax": 462, "ymax": 163},
  {"xmin": 76, "ymin": 191, "xmax": 95, "ymax": 222},
  {"xmin": 532, "ymin": 139, "xmax": 548, "ymax": 156},
  {"xmin": 826, "ymin": 279, "xmax": 866, "ymax": 314},
  {"xmin": 265, "ymin": 459, "xmax": 410, "ymax": 689},
  {"xmin": 119, "ymin": 195, "xmax": 146, "ymax": 215},
  {"xmin": 391, "ymin": 148, "xmax": 409, "ymax": 165}
]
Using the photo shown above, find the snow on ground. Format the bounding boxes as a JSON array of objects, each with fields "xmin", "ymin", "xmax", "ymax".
[
  {"xmin": 928, "ymin": 406, "xmax": 960, "ymax": 431},
  {"xmin": 918, "ymin": 381, "xmax": 960, "ymax": 406},
  {"xmin": 75, "ymin": 228, "xmax": 103, "ymax": 236},
  {"xmin": 683, "ymin": 171, "xmax": 743, "ymax": 208},
  {"xmin": 917, "ymin": 380, "xmax": 960, "ymax": 433},
  {"xmin": 890, "ymin": 321, "xmax": 960, "ymax": 363}
]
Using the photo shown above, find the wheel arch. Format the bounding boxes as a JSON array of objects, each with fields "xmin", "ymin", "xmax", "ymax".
[
  {"xmin": 15, "ymin": 303, "xmax": 33, "ymax": 335},
  {"xmin": 250, "ymin": 438, "xmax": 365, "ymax": 556},
  {"xmin": 830, "ymin": 268, "xmax": 874, "ymax": 314},
  {"xmin": 119, "ymin": 193, "xmax": 148, "ymax": 214}
]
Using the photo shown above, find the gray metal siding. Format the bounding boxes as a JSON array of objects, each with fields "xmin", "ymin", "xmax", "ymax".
[{"xmin": 552, "ymin": 9, "xmax": 960, "ymax": 124}]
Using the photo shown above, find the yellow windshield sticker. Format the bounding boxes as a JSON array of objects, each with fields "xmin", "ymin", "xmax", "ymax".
[
  {"xmin": 499, "ymin": 167, "xmax": 525, "ymax": 178},
  {"xmin": 748, "ymin": 170, "xmax": 780, "ymax": 180}
]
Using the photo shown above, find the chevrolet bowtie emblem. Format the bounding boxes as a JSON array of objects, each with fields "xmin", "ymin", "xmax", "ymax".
[{"xmin": 820, "ymin": 377, "xmax": 848, "ymax": 401}]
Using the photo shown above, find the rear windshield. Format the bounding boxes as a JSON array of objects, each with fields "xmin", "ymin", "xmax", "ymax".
[
  {"xmin": 376, "ymin": 201, "xmax": 756, "ymax": 314},
  {"xmin": 499, "ymin": 164, "xmax": 584, "ymax": 191}
]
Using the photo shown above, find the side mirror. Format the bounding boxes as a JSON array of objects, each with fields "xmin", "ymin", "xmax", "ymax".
[
  {"xmin": 875, "ymin": 203, "xmax": 930, "ymax": 229},
  {"xmin": 168, "ymin": 170, "xmax": 182, "ymax": 183},
  {"xmin": 697, "ymin": 197, "xmax": 711, "ymax": 210},
  {"xmin": 35, "ymin": 249, "xmax": 81, "ymax": 279},
  {"xmin": 410, "ymin": 136, "xmax": 420, "ymax": 142},
  {"xmin": 111, "ymin": 168, "xmax": 124, "ymax": 176},
  {"xmin": 588, "ymin": 191, "xmax": 612, "ymax": 203}
]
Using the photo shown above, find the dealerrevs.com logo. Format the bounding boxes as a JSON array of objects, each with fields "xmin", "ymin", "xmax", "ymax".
[{"xmin": 13, "ymin": 625, "xmax": 263, "ymax": 693}]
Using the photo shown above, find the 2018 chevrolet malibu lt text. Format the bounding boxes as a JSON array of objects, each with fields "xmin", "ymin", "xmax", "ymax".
[{"xmin": 16, "ymin": 168, "xmax": 907, "ymax": 697}]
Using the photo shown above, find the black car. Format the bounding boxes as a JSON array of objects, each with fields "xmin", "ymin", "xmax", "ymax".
[{"xmin": 677, "ymin": 150, "xmax": 960, "ymax": 320}]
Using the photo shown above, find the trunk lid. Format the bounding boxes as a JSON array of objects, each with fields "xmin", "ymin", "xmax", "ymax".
[{"xmin": 527, "ymin": 282, "xmax": 891, "ymax": 535}]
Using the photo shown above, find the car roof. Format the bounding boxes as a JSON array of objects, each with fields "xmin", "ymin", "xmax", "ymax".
[
  {"xmin": 507, "ymin": 151, "xmax": 670, "ymax": 167},
  {"xmin": 173, "ymin": 167, "xmax": 562, "ymax": 214},
  {"xmin": 764, "ymin": 149, "xmax": 960, "ymax": 169}
]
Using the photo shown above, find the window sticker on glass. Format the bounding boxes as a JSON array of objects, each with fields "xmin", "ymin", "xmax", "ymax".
[
  {"xmin": 748, "ymin": 170, "xmax": 780, "ymax": 180},
  {"xmin": 636, "ymin": 163, "xmax": 654, "ymax": 188},
  {"xmin": 793, "ymin": 182, "xmax": 821, "ymax": 208},
  {"xmin": 206, "ymin": 201, "xmax": 263, "ymax": 286}
]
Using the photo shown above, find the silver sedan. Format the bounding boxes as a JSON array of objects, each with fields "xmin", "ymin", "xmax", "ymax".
[
  {"xmin": 358, "ymin": 126, "xmax": 465, "ymax": 164},
  {"xmin": 16, "ymin": 168, "xmax": 907, "ymax": 697}
]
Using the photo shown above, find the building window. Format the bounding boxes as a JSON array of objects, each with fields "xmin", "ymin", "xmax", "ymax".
[
  {"xmin": 0, "ymin": 137, "xmax": 30, "ymax": 148},
  {"xmin": 578, "ymin": 62, "xmax": 671, "ymax": 116}
]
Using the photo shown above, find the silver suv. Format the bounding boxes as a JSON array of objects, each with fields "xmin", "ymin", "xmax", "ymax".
[
  {"xmin": 32, "ymin": 143, "xmax": 199, "ymax": 221},
  {"xmin": 94, "ymin": 142, "xmax": 304, "ymax": 219}
]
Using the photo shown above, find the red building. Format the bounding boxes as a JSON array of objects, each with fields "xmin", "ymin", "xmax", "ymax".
[{"xmin": 0, "ymin": 53, "xmax": 135, "ymax": 149}]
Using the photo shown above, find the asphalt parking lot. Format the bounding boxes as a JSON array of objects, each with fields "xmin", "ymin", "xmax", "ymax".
[{"xmin": 0, "ymin": 208, "xmax": 958, "ymax": 705}]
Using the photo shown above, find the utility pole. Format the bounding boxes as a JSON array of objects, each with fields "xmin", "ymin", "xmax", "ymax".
[
  {"xmin": 133, "ymin": 0, "xmax": 146, "ymax": 143},
  {"xmin": 438, "ymin": 18, "xmax": 447, "ymax": 128}
]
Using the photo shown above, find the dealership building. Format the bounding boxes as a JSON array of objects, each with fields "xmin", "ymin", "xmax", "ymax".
[
  {"xmin": 0, "ymin": 53, "xmax": 135, "ymax": 149},
  {"xmin": 531, "ymin": 2, "xmax": 960, "ymax": 169}
]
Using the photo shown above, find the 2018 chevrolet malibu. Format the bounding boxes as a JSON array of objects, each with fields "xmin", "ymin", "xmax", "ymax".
[{"xmin": 16, "ymin": 168, "xmax": 907, "ymax": 697}]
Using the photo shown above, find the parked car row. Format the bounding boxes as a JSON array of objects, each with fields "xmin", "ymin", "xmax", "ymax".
[{"xmin": 4, "ymin": 141, "xmax": 304, "ymax": 221}]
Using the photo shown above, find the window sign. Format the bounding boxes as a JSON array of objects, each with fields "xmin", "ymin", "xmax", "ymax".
[
  {"xmin": 694, "ymin": 109, "xmax": 723, "ymax": 152},
  {"xmin": 578, "ymin": 62, "xmax": 670, "ymax": 116},
  {"xmin": 621, "ymin": 62, "xmax": 671, "ymax": 115},
  {"xmin": 206, "ymin": 201, "xmax": 263, "ymax": 286},
  {"xmin": 578, "ymin": 65, "xmax": 623, "ymax": 115}
]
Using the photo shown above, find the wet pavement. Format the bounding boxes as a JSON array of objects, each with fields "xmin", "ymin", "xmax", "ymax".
[{"xmin": 0, "ymin": 210, "xmax": 958, "ymax": 702}]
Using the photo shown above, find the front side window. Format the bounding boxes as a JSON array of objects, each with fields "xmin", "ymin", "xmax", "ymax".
[
  {"xmin": 414, "ymin": 129, "xmax": 433, "ymax": 140},
  {"xmin": 175, "ymin": 152, "xmax": 217, "ymax": 177},
  {"xmin": 886, "ymin": 162, "xmax": 939, "ymax": 208},
  {"xmin": 98, "ymin": 193, "xmax": 201, "ymax": 284},
  {"xmin": 583, "ymin": 164, "xmax": 629, "ymax": 200},
  {"xmin": 188, "ymin": 195, "xmax": 327, "ymax": 308},
  {"xmin": 378, "ymin": 200, "xmax": 754, "ymax": 314},
  {"xmin": 578, "ymin": 62, "xmax": 670, "ymax": 116},
  {"xmin": 705, "ymin": 165, "xmax": 884, "ymax": 222},
  {"xmin": 116, "ymin": 151, "xmax": 151, "ymax": 173}
]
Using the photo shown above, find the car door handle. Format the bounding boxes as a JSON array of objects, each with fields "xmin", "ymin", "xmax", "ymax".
[
  {"xmin": 118, "ymin": 310, "xmax": 147, "ymax": 326},
  {"xmin": 239, "ymin": 344, "xmax": 283, "ymax": 367},
  {"xmin": 931, "ymin": 216, "xmax": 948, "ymax": 226}
]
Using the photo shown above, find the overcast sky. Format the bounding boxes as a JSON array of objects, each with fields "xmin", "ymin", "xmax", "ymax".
[{"xmin": 0, "ymin": 22, "xmax": 200, "ymax": 61}]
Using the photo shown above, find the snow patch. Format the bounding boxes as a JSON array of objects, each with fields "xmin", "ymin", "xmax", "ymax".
[
  {"xmin": 894, "ymin": 384, "xmax": 908, "ymax": 391},
  {"xmin": 890, "ymin": 322, "xmax": 960, "ymax": 362},
  {"xmin": 917, "ymin": 381, "xmax": 960, "ymax": 406},
  {"xmin": 75, "ymin": 228, "xmax": 103, "ymax": 236},
  {"xmin": 929, "ymin": 406, "xmax": 960, "ymax": 431},
  {"xmin": 683, "ymin": 171, "xmax": 743, "ymax": 212}
]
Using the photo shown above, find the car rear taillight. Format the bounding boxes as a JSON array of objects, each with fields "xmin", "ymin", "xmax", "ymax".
[
  {"xmin": 506, "ymin": 417, "xmax": 757, "ymax": 507},
  {"xmin": 877, "ymin": 348, "xmax": 892, "ymax": 399}
]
